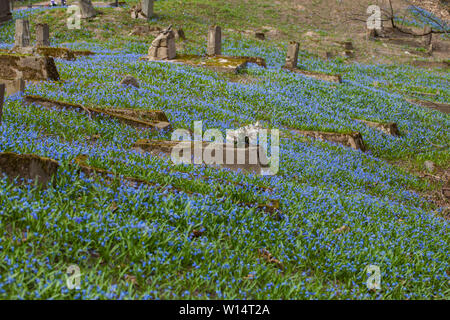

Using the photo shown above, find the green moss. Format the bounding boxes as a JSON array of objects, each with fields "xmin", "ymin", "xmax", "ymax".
[{"xmin": 36, "ymin": 46, "xmax": 76, "ymax": 60}]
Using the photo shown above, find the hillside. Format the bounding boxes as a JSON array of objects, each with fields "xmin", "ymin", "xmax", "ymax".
[{"xmin": 0, "ymin": 0, "xmax": 449, "ymax": 299}]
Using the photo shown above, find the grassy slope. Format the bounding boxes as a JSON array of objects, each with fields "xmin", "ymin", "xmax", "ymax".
[{"xmin": 0, "ymin": 1, "xmax": 449, "ymax": 299}]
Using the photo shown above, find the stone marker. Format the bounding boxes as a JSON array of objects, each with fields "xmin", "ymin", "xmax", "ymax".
[
  {"xmin": 423, "ymin": 26, "xmax": 432, "ymax": 47},
  {"xmin": 119, "ymin": 75, "xmax": 140, "ymax": 88},
  {"xmin": 0, "ymin": 0, "xmax": 12, "ymax": 25},
  {"xmin": 15, "ymin": 19, "xmax": 30, "ymax": 47},
  {"xmin": 141, "ymin": 0, "xmax": 154, "ymax": 20},
  {"xmin": 343, "ymin": 41, "xmax": 353, "ymax": 50},
  {"xmin": 287, "ymin": 68, "xmax": 342, "ymax": 83},
  {"xmin": 343, "ymin": 50, "xmax": 354, "ymax": 58},
  {"xmin": 133, "ymin": 139, "xmax": 270, "ymax": 174},
  {"xmin": 164, "ymin": 54, "xmax": 249, "ymax": 74},
  {"xmin": 130, "ymin": 2, "xmax": 147, "ymax": 19},
  {"xmin": 284, "ymin": 41, "xmax": 299, "ymax": 69},
  {"xmin": 24, "ymin": 95, "xmax": 172, "ymax": 131},
  {"xmin": 78, "ymin": 0, "xmax": 97, "ymax": 19},
  {"xmin": 407, "ymin": 98, "xmax": 450, "ymax": 114},
  {"xmin": 0, "ymin": 83, "xmax": 4, "ymax": 125},
  {"xmin": 35, "ymin": 46, "xmax": 76, "ymax": 60},
  {"xmin": 147, "ymin": 26, "xmax": 176, "ymax": 60},
  {"xmin": 255, "ymin": 32, "xmax": 265, "ymax": 40},
  {"xmin": 174, "ymin": 28, "xmax": 186, "ymax": 41},
  {"xmin": 322, "ymin": 51, "xmax": 333, "ymax": 60},
  {"xmin": 129, "ymin": 25, "xmax": 161, "ymax": 36},
  {"xmin": 355, "ymin": 119, "xmax": 400, "ymax": 136},
  {"xmin": 207, "ymin": 25, "xmax": 221, "ymax": 56},
  {"xmin": 442, "ymin": 187, "xmax": 450, "ymax": 200},
  {"xmin": 0, "ymin": 152, "xmax": 59, "ymax": 187},
  {"xmin": 0, "ymin": 54, "xmax": 60, "ymax": 81},
  {"xmin": 36, "ymin": 23, "xmax": 50, "ymax": 47},
  {"xmin": 3, "ymin": 78, "xmax": 25, "ymax": 97},
  {"xmin": 424, "ymin": 160, "xmax": 435, "ymax": 173},
  {"xmin": 290, "ymin": 129, "xmax": 366, "ymax": 151}
]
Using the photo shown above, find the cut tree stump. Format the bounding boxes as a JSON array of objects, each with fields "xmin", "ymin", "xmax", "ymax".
[
  {"xmin": 355, "ymin": 119, "xmax": 400, "ymax": 136},
  {"xmin": 289, "ymin": 129, "xmax": 366, "ymax": 151},
  {"xmin": 0, "ymin": 152, "xmax": 59, "ymax": 187},
  {"xmin": 23, "ymin": 95, "xmax": 172, "ymax": 131},
  {"xmin": 132, "ymin": 139, "xmax": 271, "ymax": 174},
  {"xmin": 0, "ymin": 53, "xmax": 59, "ymax": 81}
]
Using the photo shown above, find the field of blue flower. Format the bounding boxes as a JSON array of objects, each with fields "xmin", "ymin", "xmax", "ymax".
[{"xmin": 0, "ymin": 2, "xmax": 449, "ymax": 299}]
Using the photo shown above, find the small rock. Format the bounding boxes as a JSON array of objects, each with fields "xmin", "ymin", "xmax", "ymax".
[
  {"xmin": 119, "ymin": 75, "xmax": 140, "ymax": 88},
  {"xmin": 424, "ymin": 160, "xmax": 435, "ymax": 172}
]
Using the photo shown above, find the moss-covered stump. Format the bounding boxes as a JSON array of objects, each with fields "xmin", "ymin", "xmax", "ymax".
[
  {"xmin": 290, "ymin": 129, "xmax": 366, "ymax": 151},
  {"xmin": 0, "ymin": 53, "xmax": 59, "ymax": 81},
  {"xmin": 11, "ymin": 46, "xmax": 77, "ymax": 60},
  {"xmin": 407, "ymin": 98, "xmax": 450, "ymax": 114},
  {"xmin": 355, "ymin": 119, "xmax": 400, "ymax": 136},
  {"xmin": 283, "ymin": 67, "xmax": 342, "ymax": 83},
  {"xmin": 23, "ymin": 95, "xmax": 172, "ymax": 131},
  {"xmin": 133, "ymin": 139, "xmax": 270, "ymax": 174},
  {"xmin": 0, "ymin": 152, "xmax": 59, "ymax": 187}
]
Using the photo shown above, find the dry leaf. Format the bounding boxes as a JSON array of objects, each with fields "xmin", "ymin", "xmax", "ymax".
[
  {"xmin": 334, "ymin": 225, "xmax": 350, "ymax": 234},
  {"xmin": 124, "ymin": 274, "xmax": 137, "ymax": 285},
  {"xmin": 258, "ymin": 248, "xmax": 284, "ymax": 270}
]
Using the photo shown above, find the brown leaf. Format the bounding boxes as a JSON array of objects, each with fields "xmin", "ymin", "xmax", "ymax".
[
  {"xmin": 124, "ymin": 274, "xmax": 137, "ymax": 285},
  {"xmin": 333, "ymin": 225, "xmax": 350, "ymax": 234},
  {"xmin": 109, "ymin": 202, "xmax": 118, "ymax": 212},
  {"xmin": 258, "ymin": 248, "xmax": 284, "ymax": 270},
  {"xmin": 191, "ymin": 228, "xmax": 205, "ymax": 238}
]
